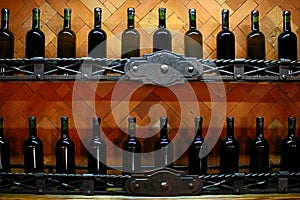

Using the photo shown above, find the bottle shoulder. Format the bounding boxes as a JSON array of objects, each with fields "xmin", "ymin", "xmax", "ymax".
[
  {"xmin": 89, "ymin": 28, "xmax": 107, "ymax": 37},
  {"xmin": 0, "ymin": 30, "xmax": 14, "ymax": 38},
  {"xmin": 58, "ymin": 29, "xmax": 76, "ymax": 37},
  {"xmin": 26, "ymin": 29, "xmax": 45, "ymax": 39},
  {"xmin": 247, "ymin": 31, "xmax": 265, "ymax": 39},
  {"xmin": 56, "ymin": 137, "xmax": 74, "ymax": 146},
  {"xmin": 154, "ymin": 28, "xmax": 171, "ymax": 36},
  {"xmin": 278, "ymin": 31, "xmax": 297, "ymax": 40},
  {"xmin": 185, "ymin": 29, "xmax": 202, "ymax": 36},
  {"xmin": 217, "ymin": 30, "xmax": 235, "ymax": 39},
  {"xmin": 24, "ymin": 136, "xmax": 43, "ymax": 146}
]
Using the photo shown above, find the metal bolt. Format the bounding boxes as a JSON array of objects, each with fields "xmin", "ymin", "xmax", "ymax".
[
  {"xmin": 133, "ymin": 66, "xmax": 138, "ymax": 71},
  {"xmin": 189, "ymin": 182, "xmax": 194, "ymax": 188},
  {"xmin": 83, "ymin": 73, "xmax": 89, "ymax": 78},
  {"xmin": 134, "ymin": 183, "xmax": 140, "ymax": 189},
  {"xmin": 36, "ymin": 73, "xmax": 42, "ymax": 79},
  {"xmin": 282, "ymin": 74, "xmax": 287, "ymax": 80},
  {"xmin": 188, "ymin": 66, "xmax": 194, "ymax": 73},
  {"xmin": 161, "ymin": 181, "xmax": 169, "ymax": 190},
  {"xmin": 161, "ymin": 64, "xmax": 169, "ymax": 73},
  {"xmin": 86, "ymin": 189, "xmax": 92, "ymax": 195},
  {"xmin": 236, "ymin": 74, "xmax": 242, "ymax": 79}
]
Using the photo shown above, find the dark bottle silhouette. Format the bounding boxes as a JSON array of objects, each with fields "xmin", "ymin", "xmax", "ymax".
[
  {"xmin": 249, "ymin": 117, "xmax": 269, "ymax": 173},
  {"xmin": 188, "ymin": 116, "xmax": 207, "ymax": 175},
  {"xmin": 219, "ymin": 117, "xmax": 239, "ymax": 174},
  {"xmin": 122, "ymin": 116, "xmax": 141, "ymax": 174},
  {"xmin": 0, "ymin": 8, "xmax": 14, "ymax": 59},
  {"xmin": 246, "ymin": 10, "xmax": 265, "ymax": 60},
  {"xmin": 57, "ymin": 8, "xmax": 77, "ymax": 75},
  {"xmin": 56, "ymin": 117, "xmax": 75, "ymax": 174},
  {"xmin": 278, "ymin": 10, "xmax": 297, "ymax": 61},
  {"xmin": 0, "ymin": 116, "xmax": 10, "ymax": 173},
  {"xmin": 154, "ymin": 117, "xmax": 173, "ymax": 168},
  {"xmin": 24, "ymin": 116, "xmax": 44, "ymax": 173},
  {"xmin": 88, "ymin": 7, "xmax": 107, "ymax": 58},
  {"xmin": 184, "ymin": 8, "xmax": 203, "ymax": 59},
  {"xmin": 121, "ymin": 7, "xmax": 140, "ymax": 59},
  {"xmin": 25, "ymin": 8, "xmax": 45, "ymax": 58},
  {"xmin": 87, "ymin": 117, "xmax": 107, "ymax": 174},
  {"xmin": 216, "ymin": 9, "xmax": 235, "ymax": 60},
  {"xmin": 280, "ymin": 116, "xmax": 300, "ymax": 172},
  {"xmin": 153, "ymin": 8, "xmax": 172, "ymax": 52}
]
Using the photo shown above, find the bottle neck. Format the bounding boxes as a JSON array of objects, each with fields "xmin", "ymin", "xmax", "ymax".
[
  {"xmin": 226, "ymin": 118, "xmax": 234, "ymax": 138},
  {"xmin": 195, "ymin": 117, "xmax": 203, "ymax": 138},
  {"xmin": 256, "ymin": 119, "xmax": 264, "ymax": 138},
  {"xmin": 252, "ymin": 15, "xmax": 259, "ymax": 31},
  {"xmin": 61, "ymin": 118, "xmax": 69, "ymax": 139},
  {"xmin": 222, "ymin": 10, "xmax": 229, "ymax": 30},
  {"xmin": 159, "ymin": 9, "xmax": 166, "ymax": 28},
  {"xmin": 93, "ymin": 118, "xmax": 100, "ymax": 139},
  {"xmin": 64, "ymin": 9, "xmax": 71, "ymax": 29},
  {"xmin": 288, "ymin": 122, "xmax": 296, "ymax": 138},
  {"xmin": 128, "ymin": 121, "xmax": 136, "ymax": 139},
  {"xmin": 1, "ymin": 10, "xmax": 9, "ymax": 30},
  {"xmin": 29, "ymin": 118, "xmax": 37, "ymax": 138},
  {"xmin": 127, "ymin": 9, "xmax": 135, "ymax": 29},
  {"xmin": 94, "ymin": 8, "xmax": 101, "ymax": 29},
  {"xmin": 283, "ymin": 14, "xmax": 291, "ymax": 32},
  {"xmin": 160, "ymin": 119, "xmax": 168, "ymax": 139},
  {"xmin": 32, "ymin": 9, "xmax": 40, "ymax": 30},
  {"xmin": 189, "ymin": 9, "xmax": 196, "ymax": 30}
]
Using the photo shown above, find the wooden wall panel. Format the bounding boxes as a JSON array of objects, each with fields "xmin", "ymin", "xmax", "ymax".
[
  {"xmin": 0, "ymin": 81, "xmax": 300, "ymax": 168},
  {"xmin": 0, "ymin": 0, "xmax": 300, "ymax": 59}
]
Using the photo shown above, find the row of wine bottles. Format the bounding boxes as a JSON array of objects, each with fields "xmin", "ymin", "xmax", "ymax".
[
  {"xmin": 0, "ymin": 7, "xmax": 297, "ymax": 62},
  {"xmin": 0, "ymin": 115, "xmax": 300, "ymax": 175}
]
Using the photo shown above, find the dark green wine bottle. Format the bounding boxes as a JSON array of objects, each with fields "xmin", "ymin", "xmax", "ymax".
[
  {"xmin": 188, "ymin": 116, "xmax": 207, "ymax": 175},
  {"xmin": 121, "ymin": 8, "xmax": 140, "ymax": 59},
  {"xmin": 87, "ymin": 117, "xmax": 107, "ymax": 174},
  {"xmin": 0, "ymin": 8, "xmax": 14, "ymax": 59},
  {"xmin": 122, "ymin": 116, "xmax": 141, "ymax": 174},
  {"xmin": 24, "ymin": 116, "xmax": 44, "ymax": 173},
  {"xmin": 280, "ymin": 117, "xmax": 300, "ymax": 172},
  {"xmin": 246, "ymin": 10, "xmax": 265, "ymax": 60},
  {"xmin": 153, "ymin": 8, "xmax": 172, "ymax": 52},
  {"xmin": 249, "ymin": 117, "xmax": 269, "ymax": 173},
  {"xmin": 25, "ymin": 8, "xmax": 45, "ymax": 58},
  {"xmin": 219, "ymin": 117, "xmax": 239, "ymax": 174},
  {"xmin": 184, "ymin": 8, "xmax": 203, "ymax": 59},
  {"xmin": 278, "ymin": 10, "xmax": 297, "ymax": 61},
  {"xmin": 57, "ymin": 8, "xmax": 77, "ymax": 75},
  {"xmin": 0, "ymin": 116, "xmax": 10, "ymax": 173},
  {"xmin": 154, "ymin": 117, "xmax": 173, "ymax": 168},
  {"xmin": 88, "ymin": 7, "xmax": 107, "ymax": 58},
  {"xmin": 56, "ymin": 117, "xmax": 75, "ymax": 174}
]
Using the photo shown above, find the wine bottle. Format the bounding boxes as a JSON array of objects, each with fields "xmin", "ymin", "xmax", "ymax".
[
  {"xmin": 24, "ymin": 116, "xmax": 44, "ymax": 173},
  {"xmin": 153, "ymin": 8, "xmax": 172, "ymax": 52},
  {"xmin": 88, "ymin": 7, "xmax": 107, "ymax": 58},
  {"xmin": 121, "ymin": 7, "xmax": 140, "ymax": 59},
  {"xmin": 87, "ymin": 117, "xmax": 107, "ymax": 174},
  {"xmin": 249, "ymin": 117, "xmax": 269, "ymax": 173},
  {"xmin": 25, "ymin": 8, "xmax": 45, "ymax": 58},
  {"xmin": 217, "ymin": 9, "xmax": 235, "ymax": 60},
  {"xmin": 184, "ymin": 8, "xmax": 203, "ymax": 59},
  {"xmin": 188, "ymin": 116, "xmax": 207, "ymax": 175},
  {"xmin": 0, "ymin": 116, "xmax": 10, "ymax": 173},
  {"xmin": 122, "ymin": 116, "xmax": 141, "ymax": 174},
  {"xmin": 57, "ymin": 8, "xmax": 76, "ymax": 75},
  {"xmin": 0, "ymin": 8, "xmax": 14, "ymax": 76},
  {"xmin": 0, "ymin": 8, "xmax": 14, "ymax": 59},
  {"xmin": 246, "ymin": 10, "xmax": 265, "ymax": 60},
  {"xmin": 56, "ymin": 117, "xmax": 75, "ymax": 174},
  {"xmin": 278, "ymin": 10, "xmax": 297, "ymax": 61},
  {"xmin": 280, "ymin": 116, "xmax": 300, "ymax": 172},
  {"xmin": 154, "ymin": 117, "xmax": 173, "ymax": 168},
  {"xmin": 219, "ymin": 117, "xmax": 239, "ymax": 174}
]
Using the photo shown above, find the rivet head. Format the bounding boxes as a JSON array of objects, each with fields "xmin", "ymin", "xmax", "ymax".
[
  {"xmin": 133, "ymin": 66, "xmax": 138, "ymax": 71},
  {"xmin": 188, "ymin": 66, "xmax": 194, "ymax": 73},
  {"xmin": 36, "ymin": 73, "xmax": 42, "ymax": 79},
  {"xmin": 282, "ymin": 74, "xmax": 287, "ymax": 80},
  {"xmin": 189, "ymin": 182, "xmax": 194, "ymax": 188},
  {"xmin": 236, "ymin": 74, "xmax": 242, "ymax": 79},
  {"xmin": 161, "ymin": 64, "xmax": 169, "ymax": 73},
  {"xmin": 161, "ymin": 181, "xmax": 168, "ymax": 190},
  {"xmin": 134, "ymin": 183, "xmax": 139, "ymax": 189},
  {"xmin": 83, "ymin": 73, "xmax": 88, "ymax": 78}
]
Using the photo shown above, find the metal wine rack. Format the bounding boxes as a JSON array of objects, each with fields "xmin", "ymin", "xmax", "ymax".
[
  {"xmin": 1, "ymin": 164, "xmax": 300, "ymax": 196},
  {"xmin": 0, "ymin": 51, "xmax": 300, "ymax": 84}
]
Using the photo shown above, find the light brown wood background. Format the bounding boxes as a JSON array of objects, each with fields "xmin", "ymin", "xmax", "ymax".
[{"xmin": 1, "ymin": 0, "xmax": 300, "ymax": 59}]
